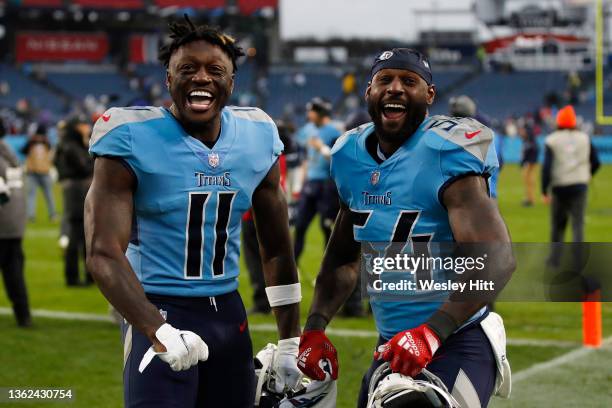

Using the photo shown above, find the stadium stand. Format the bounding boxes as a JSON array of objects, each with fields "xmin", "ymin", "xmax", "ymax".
[
  {"xmin": 45, "ymin": 71, "xmax": 140, "ymax": 106},
  {"xmin": 0, "ymin": 64, "xmax": 65, "ymax": 113},
  {"xmin": 265, "ymin": 69, "xmax": 343, "ymax": 119},
  {"xmin": 432, "ymin": 71, "xmax": 569, "ymax": 119}
]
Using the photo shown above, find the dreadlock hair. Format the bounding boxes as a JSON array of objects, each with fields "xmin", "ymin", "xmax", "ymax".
[{"xmin": 159, "ymin": 15, "xmax": 245, "ymax": 73}]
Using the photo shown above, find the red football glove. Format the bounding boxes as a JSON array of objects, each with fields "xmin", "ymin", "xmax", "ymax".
[
  {"xmin": 297, "ymin": 330, "xmax": 339, "ymax": 381},
  {"xmin": 374, "ymin": 324, "xmax": 440, "ymax": 378}
]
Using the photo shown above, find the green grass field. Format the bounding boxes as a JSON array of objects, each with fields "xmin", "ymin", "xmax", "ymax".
[{"xmin": 0, "ymin": 164, "xmax": 611, "ymax": 407}]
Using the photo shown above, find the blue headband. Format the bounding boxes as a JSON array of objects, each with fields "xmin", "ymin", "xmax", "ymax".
[{"xmin": 371, "ymin": 48, "xmax": 433, "ymax": 85}]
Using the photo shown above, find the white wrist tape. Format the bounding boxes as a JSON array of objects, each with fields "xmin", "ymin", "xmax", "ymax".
[
  {"xmin": 265, "ymin": 283, "xmax": 302, "ymax": 307},
  {"xmin": 320, "ymin": 145, "xmax": 331, "ymax": 157}
]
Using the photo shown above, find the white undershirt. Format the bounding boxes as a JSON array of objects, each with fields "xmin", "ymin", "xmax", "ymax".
[{"xmin": 376, "ymin": 144, "xmax": 387, "ymax": 161}]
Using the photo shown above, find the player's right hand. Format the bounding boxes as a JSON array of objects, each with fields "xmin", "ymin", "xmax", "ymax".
[
  {"xmin": 297, "ymin": 330, "xmax": 338, "ymax": 381},
  {"xmin": 139, "ymin": 323, "xmax": 209, "ymax": 373}
]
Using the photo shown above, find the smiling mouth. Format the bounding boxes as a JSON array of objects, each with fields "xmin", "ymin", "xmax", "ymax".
[
  {"xmin": 381, "ymin": 103, "xmax": 407, "ymax": 121},
  {"xmin": 187, "ymin": 90, "xmax": 214, "ymax": 112}
]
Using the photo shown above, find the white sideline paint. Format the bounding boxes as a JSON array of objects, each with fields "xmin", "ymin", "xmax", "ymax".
[
  {"xmin": 0, "ymin": 308, "xmax": 583, "ymax": 348},
  {"xmin": 512, "ymin": 335, "xmax": 612, "ymax": 383},
  {"xmin": 0, "ymin": 308, "xmax": 113, "ymax": 323}
]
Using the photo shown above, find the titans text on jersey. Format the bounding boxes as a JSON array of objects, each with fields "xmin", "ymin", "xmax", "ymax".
[
  {"xmin": 330, "ymin": 115, "xmax": 499, "ymax": 339},
  {"xmin": 89, "ymin": 105, "xmax": 283, "ymax": 297}
]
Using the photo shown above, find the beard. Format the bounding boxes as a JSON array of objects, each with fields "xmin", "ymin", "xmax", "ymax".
[{"xmin": 367, "ymin": 99, "xmax": 428, "ymax": 145}]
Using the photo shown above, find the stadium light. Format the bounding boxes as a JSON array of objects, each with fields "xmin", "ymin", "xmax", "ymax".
[
  {"xmin": 117, "ymin": 12, "xmax": 131, "ymax": 22},
  {"xmin": 52, "ymin": 10, "xmax": 65, "ymax": 21}
]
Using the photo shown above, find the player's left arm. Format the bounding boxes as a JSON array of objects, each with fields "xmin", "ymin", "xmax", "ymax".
[
  {"xmin": 377, "ymin": 175, "xmax": 515, "ymax": 377},
  {"xmin": 252, "ymin": 160, "xmax": 300, "ymax": 339},
  {"xmin": 251, "ymin": 160, "xmax": 302, "ymax": 392},
  {"xmin": 438, "ymin": 175, "xmax": 515, "ymax": 325}
]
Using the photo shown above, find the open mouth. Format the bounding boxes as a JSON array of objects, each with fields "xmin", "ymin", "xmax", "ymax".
[
  {"xmin": 381, "ymin": 102, "xmax": 407, "ymax": 121},
  {"xmin": 187, "ymin": 90, "xmax": 214, "ymax": 112}
]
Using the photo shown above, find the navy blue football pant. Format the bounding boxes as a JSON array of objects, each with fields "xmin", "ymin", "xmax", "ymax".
[
  {"xmin": 357, "ymin": 312, "xmax": 497, "ymax": 408},
  {"xmin": 121, "ymin": 291, "xmax": 254, "ymax": 407}
]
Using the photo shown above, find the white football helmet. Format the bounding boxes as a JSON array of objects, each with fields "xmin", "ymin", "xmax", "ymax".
[
  {"xmin": 367, "ymin": 363, "xmax": 459, "ymax": 408},
  {"xmin": 254, "ymin": 343, "xmax": 337, "ymax": 408}
]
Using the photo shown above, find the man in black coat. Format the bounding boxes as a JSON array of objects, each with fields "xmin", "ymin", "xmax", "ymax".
[
  {"xmin": 54, "ymin": 116, "xmax": 94, "ymax": 286},
  {"xmin": 0, "ymin": 118, "xmax": 31, "ymax": 326}
]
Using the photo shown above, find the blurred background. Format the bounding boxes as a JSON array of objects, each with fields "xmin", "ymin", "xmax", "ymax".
[{"xmin": 0, "ymin": 0, "xmax": 611, "ymax": 407}]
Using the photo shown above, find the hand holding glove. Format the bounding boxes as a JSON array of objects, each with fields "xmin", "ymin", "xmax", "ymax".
[
  {"xmin": 139, "ymin": 323, "xmax": 209, "ymax": 373},
  {"xmin": 273, "ymin": 337, "xmax": 303, "ymax": 393}
]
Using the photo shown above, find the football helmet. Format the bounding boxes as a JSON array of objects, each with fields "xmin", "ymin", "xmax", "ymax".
[
  {"xmin": 448, "ymin": 95, "xmax": 476, "ymax": 118},
  {"xmin": 367, "ymin": 362, "xmax": 459, "ymax": 408},
  {"xmin": 254, "ymin": 343, "xmax": 337, "ymax": 408}
]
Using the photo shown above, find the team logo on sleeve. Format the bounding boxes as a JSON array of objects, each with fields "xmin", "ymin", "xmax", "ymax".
[
  {"xmin": 208, "ymin": 152, "xmax": 220, "ymax": 168},
  {"xmin": 370, "ymin": 170, "xmax": 381, "ymax": 185}
]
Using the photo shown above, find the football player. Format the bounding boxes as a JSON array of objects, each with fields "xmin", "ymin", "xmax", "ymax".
[
  {"xmin": 293, "ymin": 97, "xmax": 342, "ymax": 263},
  {"xmin": 85, "ymin": 17, "xmax": 301, "ymax": 407},
  {"xmin": 297, "ymin": 48, "xmax": 515, "ymax": 407}
]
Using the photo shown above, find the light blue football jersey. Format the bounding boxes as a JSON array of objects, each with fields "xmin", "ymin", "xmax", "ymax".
[
  {"xmin": 306, "ymin": 123, "xmax": 342, "ymax": 181},
  {"xmin": 89, "ymin": 106, "xmax": 283, "ymax": 297},
  {"xmin": 330, "ymin": 115, "xmax": 498, "ymax": 339},
  {"xmin": 295, "ymin": 122, "xmax": 317, "ymax": 148}
]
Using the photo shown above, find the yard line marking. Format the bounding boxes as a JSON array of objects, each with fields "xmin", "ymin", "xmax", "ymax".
[
  {"xmin": 25, "ymin": 229, "xmax": 62, "ymax": 238},
  {"xmin": 0, "ymin": 308, "xmax": 582, "ymax": 348},
  {"xmin": 247, "ymin": 322, "xmax": 380, "ymax": 338},
  {"xmin": 0, "ymin": 308, "xmax": 114, "ymax": 322},
  {"xmin": 505, "ymin": 338, "xmax": 579, "ymax": 348},
  {"xmin": 513, "ymin": 335, "xmax": 612, "ymax": 383}
]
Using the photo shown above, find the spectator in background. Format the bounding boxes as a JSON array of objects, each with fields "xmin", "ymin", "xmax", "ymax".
[
  {"xmin": 542, "ymin": 105, "xmax": 600, "ymax": 254},
  {"xmin": 54, "ymin": 116, "xmax": 94, "ymax": 286},
  {"xmin": 293, "ymin": 98, "xmax": 341, "ymax": 263},
  {"xmin": 54, "ymin": 119, "xmax": 70, "ymax": 249},
  {"xmin": 449, "ymin": 95, "xmax": 503, "ymax": 198},
  {"xmin": 567, "ymin": 71, "xmax": 581, "ymax": 105},
  {"xmin": 0, "ymin": 118, "xmax": 31, "ymax": 327},
  {"xmin": 339, "ymin": 71, "xmax": 363, "ymax": 117},
  {"xmin": 476, "ymin": 45, "xmax": 487, "ymax": 71},
  {"xmin": 519, "ymin": 123, "xmax": 539, "ymax": 207},
  {"xmin": 342, "ymin": 71, "xmax": 356, "ymax": 95},
  {"xmin": 15, "ymin": 98, "xmax": 33, "ymax": 125},
  {"xmin": 22, "ymin": 124, "xmax": 57, "ymax": 221}
]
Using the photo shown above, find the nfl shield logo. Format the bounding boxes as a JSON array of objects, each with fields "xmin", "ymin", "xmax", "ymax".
[
  {"xmin": 370, "ymin": 171, "xmax": 380, "ymax": 185},
  {"xmin": 208, "ymin": 152, "xmax": 220, "ymax": 168}
]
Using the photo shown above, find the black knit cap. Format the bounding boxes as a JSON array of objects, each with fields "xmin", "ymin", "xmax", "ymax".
[{"xmin": 371, "ymin": 48, "xmax": 433, "ymax": 85}]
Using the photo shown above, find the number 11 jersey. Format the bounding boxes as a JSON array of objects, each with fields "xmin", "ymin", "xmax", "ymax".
[{"xmin": 90, "ymin": 106, "xmax": 282, "ymax": 297}]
